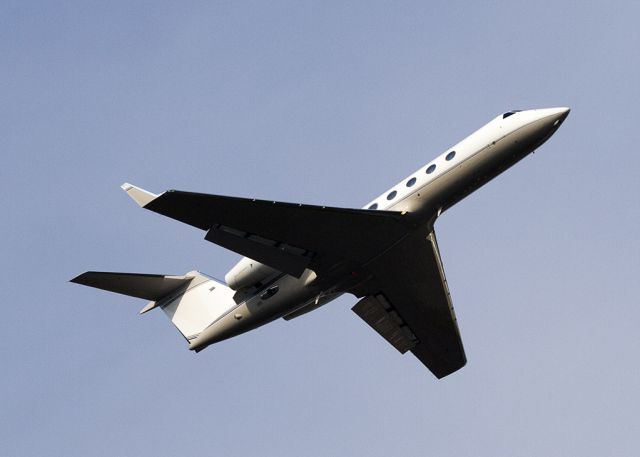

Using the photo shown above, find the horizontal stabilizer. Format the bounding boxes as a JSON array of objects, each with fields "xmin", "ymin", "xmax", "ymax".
[
  {"xmin": 70, "ymin": 272, "xmax": 193, "ymax": 301},
  {"xmin": 72, "ymin": 270, "xmax": 236, "ymax": 341}
]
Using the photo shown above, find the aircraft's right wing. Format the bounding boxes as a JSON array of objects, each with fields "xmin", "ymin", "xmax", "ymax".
[
  {"xmin": 352, "ymin": 230, "xmax": 466, "ymax": 379},
  {"xmin": 122, "ymin": 184, "xmax": 412, "ymax": 278}
]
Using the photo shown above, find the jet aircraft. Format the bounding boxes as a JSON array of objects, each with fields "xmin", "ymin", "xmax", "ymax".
[{"xmin": 72, "ymin": 107, "xmax": 570, "ymax": 378}]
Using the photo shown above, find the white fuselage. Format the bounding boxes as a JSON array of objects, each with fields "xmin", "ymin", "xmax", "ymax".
[{"xmin": 189, "ymin": 107, "xmax": 570, "ymax": 352}]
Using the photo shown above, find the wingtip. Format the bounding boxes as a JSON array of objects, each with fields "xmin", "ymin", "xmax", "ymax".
[
  {"xmin": 69, "ymin": 272, "xmax": 85, "ymax": 284},
  {"xmin": 121, "ymin": 182, "xmax": 158, "ymax": 207}
]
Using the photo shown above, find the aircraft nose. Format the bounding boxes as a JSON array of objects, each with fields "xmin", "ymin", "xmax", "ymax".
[
  {"xmin": 537, "ymin": 107, "xmax": 571, "ymax": 127},
  {"xmin": 517, "ymin": 107, "xmax": 570, "ymax": 150},
  {"xmin": 524, "ymin": 107, "xmax": 570, "ymax": 138},
  {"xmin": 550, "ymin": 106, "xmax": 570, "ymax": 123}
]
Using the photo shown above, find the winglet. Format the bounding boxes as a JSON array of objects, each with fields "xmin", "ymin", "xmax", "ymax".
[
  {"xmin": 139, "ymin": 301, "xmax": 159, "ymax": 315},
  {"xmin": 121, "ymin": 182, "xmax": 158, "ymax": 207}
]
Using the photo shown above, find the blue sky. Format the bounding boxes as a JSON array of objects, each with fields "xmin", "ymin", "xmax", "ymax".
[{"xmin": 2, "ymin": 2, "xmax": 639, "ymax": 456}]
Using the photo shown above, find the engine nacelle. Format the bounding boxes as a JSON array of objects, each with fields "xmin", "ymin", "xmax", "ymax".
[{"xmin": 224, "ymin": 258, "xmax": 278, "ymax": 291}]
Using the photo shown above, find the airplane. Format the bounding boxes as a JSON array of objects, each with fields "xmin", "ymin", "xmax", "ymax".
[{"xmin": 71, "ymin": 107, "xmax": 570, "ymax": 379}]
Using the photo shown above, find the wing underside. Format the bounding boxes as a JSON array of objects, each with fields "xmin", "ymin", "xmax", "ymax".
[
  {"xmin": 352, "ymin": 231, "xmax": 466, "ymax": 378},
  {"xmin": 126, "ymin": 185, "xmax": 411, "ymax": 278}
]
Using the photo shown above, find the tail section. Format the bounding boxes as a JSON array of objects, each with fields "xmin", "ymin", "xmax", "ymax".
[
  {"xmin": 71, "ymin": 270, "xmax": 236, "ymax": 342},
  {"xmin": 70, "ymin": 272, "xmax": 192, "ymax": 302}
]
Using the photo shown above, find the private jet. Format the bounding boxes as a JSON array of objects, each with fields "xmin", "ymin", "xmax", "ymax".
[{"xmin": 72, "ymin": 107, "xmax": 570, "ymax": 378}]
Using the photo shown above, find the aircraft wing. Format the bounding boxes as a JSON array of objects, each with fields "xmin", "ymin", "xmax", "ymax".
[
  {"xmin": 122, "ymin": 184, "xmax": 412, "ymax": 278},
  {"xmin": 352, "ymin": 231, "xmax": 466, "ymax": 378}
]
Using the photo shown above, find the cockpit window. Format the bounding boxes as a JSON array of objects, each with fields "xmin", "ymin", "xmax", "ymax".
[{"xmin": 502, "ymin": 110, "xmax": 523, "ymax": 119}]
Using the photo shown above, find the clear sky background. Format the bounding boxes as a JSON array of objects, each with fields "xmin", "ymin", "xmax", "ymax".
[{"xmin": 2, "ymin": 1, "xmax": 639, "ymax": 456}]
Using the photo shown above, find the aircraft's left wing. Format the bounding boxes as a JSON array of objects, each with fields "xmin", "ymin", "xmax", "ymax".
[
  {"xmin": 351, "ymin": 230, "xmax": 466, "ymax": 378},
  {"xmin": 122, "ymin": 184, "xmax": 412, "ymax": 278}
]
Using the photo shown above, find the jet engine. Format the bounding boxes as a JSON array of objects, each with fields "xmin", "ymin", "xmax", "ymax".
[{"xmin": 224, "ymin": 257, "xmax": 278, "ymax": 290}]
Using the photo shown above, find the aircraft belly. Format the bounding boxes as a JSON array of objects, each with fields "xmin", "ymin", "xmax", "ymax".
[{"xmin": 189, "ymin": 274, "xmax": 320, "ymax": 350}]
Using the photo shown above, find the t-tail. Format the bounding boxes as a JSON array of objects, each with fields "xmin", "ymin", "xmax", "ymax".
[{"xmin": 71, "ymin": 270, "xmax": 236, "ymax": 342}]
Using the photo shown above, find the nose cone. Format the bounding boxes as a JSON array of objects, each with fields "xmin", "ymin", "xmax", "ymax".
[
  {"xmin": 535, "ymin": 107, "xmax": 571, "ymax": 127},
  {"xmin": 557, "ymin": 107, "xmax": 571, "ymax": 122},
  {"xmin": 504, "ymin": 107, "xmax": 570, "ymax": 152},
  {"xmin": 527, "ymin": 106, "xmax": 570, "ymax": 137}
]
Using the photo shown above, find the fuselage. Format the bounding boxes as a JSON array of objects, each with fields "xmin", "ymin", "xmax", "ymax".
[{"xmin": 189, "ymin": 107, "xmax": 570, "ymax": 352}]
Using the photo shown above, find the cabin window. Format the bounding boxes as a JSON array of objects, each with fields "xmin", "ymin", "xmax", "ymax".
[
  {"xmin": 368, "ymin": 203, "xmax": 378, "ymax": 210},
  {"xmin": 406, "ymin": 177, "xmax": 417, "ymax": 187},
  {"xmin": 426, "ymin": 164, "xmax": 436, "ymax": 174},
  {"xmin": 446, "ymin": 151, "xmax": 456, "ymax": 161},
  {"xmin": 387, "ymin": 190, "xmax": 397, "ymax": 200}
]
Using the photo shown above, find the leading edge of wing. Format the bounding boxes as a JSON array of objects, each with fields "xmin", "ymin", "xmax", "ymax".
[{"xmin": 133, "ymin": 186, "xmax": 406, "ymax": 231}]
